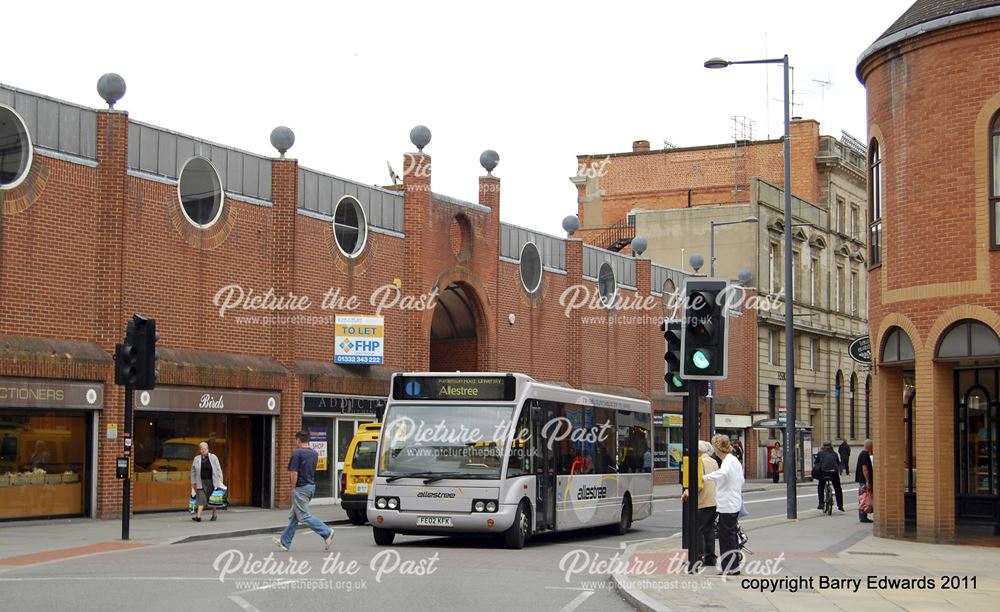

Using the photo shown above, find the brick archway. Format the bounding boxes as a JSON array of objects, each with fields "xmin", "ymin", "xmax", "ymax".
[{"xmin": 425, "ymin": 273, "xmax": 493, "ymax": 373}]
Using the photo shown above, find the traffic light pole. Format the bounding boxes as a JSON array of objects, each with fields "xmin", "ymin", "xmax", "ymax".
[
  {"xmin": 684, "ymin": 381, "xmax": 702, "ymax": 573},
  {"xmin": 122, "ymin": 385, "xmax": 132, "ymax": 540}
]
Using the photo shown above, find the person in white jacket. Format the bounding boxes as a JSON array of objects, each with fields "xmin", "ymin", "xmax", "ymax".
[{"xmin": 701, "ymin": 433, "xmax": 745, "ymax": 576}]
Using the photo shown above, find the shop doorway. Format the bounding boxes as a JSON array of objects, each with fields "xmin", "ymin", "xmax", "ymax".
[{"xmin": 303, "ymin": 416, "xmax": 375, "ymax": 500}]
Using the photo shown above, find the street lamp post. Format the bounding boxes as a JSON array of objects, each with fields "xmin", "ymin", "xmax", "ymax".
[
  {"xmin": 708, "ymin": 215, "xmax": 758, "ymax": 438},
  {"xmin": 706, "ymin": 54, "xmax": 796, "ymax": 519}
]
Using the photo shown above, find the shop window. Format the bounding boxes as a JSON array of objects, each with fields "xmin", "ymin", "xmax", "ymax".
[
  {"xmin": 850, "ymin": 373, "xmax": 858, "ymax": 440},
  {"xmin": 0, "ymin": 411, "xmax": 89, "ymax": 519},
  {"xmin": 957, "ymin": 383, "xmax": 995, "ymax": 495},
  {"xmin": 835, "ymin": 371, "xmax": 843, "ymax": 439},
  {"xmin": 333, "ymin": 195, "xmax": 368, "ymax": 258},
  {"xmin": 0, "ymin": 104, "xmax": 33, "ymax": 190},
  {"xmin": 768, "ymin": 385, "xmax": 778, "ymax": 439},
  {"xmin": 653, "ymin": 417, "xmax": 682, "ymax": 469},
  {"xmin": 178, "ymin": 156, "xmax": 225, "ymax": 228},
  {"xmin": 519, "ymin": 242, "xmax": 542, "ymax": 294}
]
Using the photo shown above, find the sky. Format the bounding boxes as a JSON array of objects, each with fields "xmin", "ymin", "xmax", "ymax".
[{"xmin": 4, "ymin": 0, "xmax": 915, "ymax": 237}]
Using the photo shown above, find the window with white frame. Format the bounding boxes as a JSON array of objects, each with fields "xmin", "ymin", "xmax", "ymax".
[
  {"xmin": 810, "ymin": 257, "xmax": 818, "ymax": 306},
  {"xmin": 793, "ymin": 250, "xmax": 801, "ymax": 301},
  {"xmin": 835, "ymin": 265, "xmax": 843, "ymax": 312},
  {"xmin": 851, "ymin": 270, "xmax": 859, "ymax": 316},
  {"xmin": 769, "ymin": 242, "xmax": 779, "ymax": 294},
  {"xmin": 811, "ymin": 338, "xmax": 819, "ymax": 371},
  {"xmin": 835, "ymin": 197, "xmax": 845, "ymax": 234},
  {"xmin": 850, "ymin": 205, "xmax": 859, "ymax": 241},
  {"xmin": 768, "ymin": 330, "xmax": 779, "ymax": 366},
  {"xmin": 869, "ymin": 141, "xmax": 883, "ymax": 265}
]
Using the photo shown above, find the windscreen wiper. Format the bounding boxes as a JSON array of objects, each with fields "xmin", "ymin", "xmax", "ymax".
[
  {"xmin": 385, "ymin": 471, "xmax": 439, "ymax": 483},
  {"xmin": 424, "ymin": 472, "xmax": 466, "ymax": 484}
]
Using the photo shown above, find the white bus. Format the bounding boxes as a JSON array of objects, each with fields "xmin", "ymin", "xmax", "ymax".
[{"xmin": 368, "ymin": 373, "xmax": 653, "ymax": 549}]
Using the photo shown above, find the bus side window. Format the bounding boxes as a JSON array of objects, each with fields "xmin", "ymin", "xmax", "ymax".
[{"xmin": 505, "ymin": 404, "xmax": 532, "ymax": 478}]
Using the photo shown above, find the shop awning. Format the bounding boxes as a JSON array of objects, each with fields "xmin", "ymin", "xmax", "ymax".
[
  {"xmin": 157, "ymin": 348, "xmax": 288, "ymax": 390},
  {"xmin": 296, "ymin": 360, "xmax": 394, "ymax": 397},
  {"xmin": 0, "ymin": 334, "xmax": 111, "ymax": 374}
]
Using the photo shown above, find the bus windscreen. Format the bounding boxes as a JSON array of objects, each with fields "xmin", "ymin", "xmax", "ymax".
[{"xmin": 392, "ymin": 375, "xmax": 516, "ymax": 402}]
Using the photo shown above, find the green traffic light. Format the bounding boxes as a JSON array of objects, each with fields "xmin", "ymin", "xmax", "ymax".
[
  {"xmin": 692, "ymin": 350, "xmax": 711, "ymax": 370},
  {"xmin": 670, "ymin": 374, "xmax": 684, "ymax": 389}
]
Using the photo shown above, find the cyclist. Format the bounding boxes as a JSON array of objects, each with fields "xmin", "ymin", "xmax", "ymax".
[{"xmin": 814, "ymin": 440, "xmax": 844, "ymax": 512}]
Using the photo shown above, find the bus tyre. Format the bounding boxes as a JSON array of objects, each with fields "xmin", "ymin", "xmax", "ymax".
[
  {"xmin": 346, "ymin": 510, "xmax": 367, "ymax": 526},
  {"xmin": 612, "ymin": 498, "xmax": 632, "ymax": 536},
  {"xmin": 504, "ymin": 501, "xmax": 530, "ymax": 549},
  {"xmin": 372, "ymin": 526, "xmax": 395, "ymax": 546}
]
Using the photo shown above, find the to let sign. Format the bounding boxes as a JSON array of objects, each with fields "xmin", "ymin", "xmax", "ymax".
[
  {"xmin": 335, "ymin": 315, "xmax": 385, "ymax": 365},
  {"xmin": 848, "ymin": 336, "xmax": 872, "ymax": 364}
]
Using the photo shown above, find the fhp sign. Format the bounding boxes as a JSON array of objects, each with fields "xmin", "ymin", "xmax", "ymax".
[{"xmin": 335, "ymin": 315, "xmax": 385, "ymax": 365}]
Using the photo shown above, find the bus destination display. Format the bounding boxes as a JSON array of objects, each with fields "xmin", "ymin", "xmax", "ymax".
[{"xmin": 392, "ymin": 375, "xmax": 516, "ymax": 401}]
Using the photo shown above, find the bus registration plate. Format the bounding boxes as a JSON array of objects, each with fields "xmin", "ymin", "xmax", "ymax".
[{"xmin": 417, "ymin": 516, "xmax": 453, "ymax": 527}]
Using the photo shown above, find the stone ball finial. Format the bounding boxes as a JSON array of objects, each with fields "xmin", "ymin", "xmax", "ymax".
[
  {"xmin": 631, "ymin": 236, "xmax": 647, "ymax": 257},
  {"xmin": 689, "ymin": 254, "xmax": 704, "ymax": 273},
  {"xmin": 97, "ymin": 73, "xmax": 126, "ymax": 109},
  {"xmin": 480, "ymin": 149, "xmax": 499, "ymax": 175},
  {"xmin": 270, "ymin": 126, "xmax": 295, "ymax": 158},
  {"xmin": 410, "ymin": 125, "xmax": 431, "ymax": 152},
  {"xmin": 562, "ymin": 215, "xmax": 581, "ymax": 235}
]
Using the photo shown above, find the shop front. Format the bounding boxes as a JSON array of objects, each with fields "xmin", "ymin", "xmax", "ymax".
[
  {"xmin": 132, "ymin": 386, "xmax": 278, "ymax": 512},
  {"xmin": 653, "ymin": 414, "xmax": 683, "ymax": 473},
  {"xmin": 0, "ymin": 378, "xmax": 103, "ymax": 520},
  {"xmin": 302, "ymin": 394, "xmax": 385, "ymax": 501}
]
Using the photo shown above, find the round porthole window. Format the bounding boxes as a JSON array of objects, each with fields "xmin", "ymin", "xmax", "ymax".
[
  {"xmin": 520, "ymin": 242, "xmax": 542, "ymax": 294},
  {"xmin": 178, "ymin": 156, "xmax": 224, "ymax": 228},
  {"xmin": 333, "ymin": 195, "xmax": 368, "ymax": 258},
  {"xmin": 598, "ymin": 262, "xmax": 617, "ymax": 307},
  {"xmin": 0, "ymin": 104, "xmax": 33, "ymax": 190}
]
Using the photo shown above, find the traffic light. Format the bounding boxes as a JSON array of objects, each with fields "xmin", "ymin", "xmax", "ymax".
[
  {"xmin": 680, "ymin": 278, "xmax": 729, "ymax": 380},
  {"xmin": 115, "ymin": 315, "xmax": 159, "ymax": 389},
  {"xmin": 662, "ymin": 320, "xmax": 687, "ymax": 395}
]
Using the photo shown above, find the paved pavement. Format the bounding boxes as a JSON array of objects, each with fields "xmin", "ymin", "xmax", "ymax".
[
  {"xmin": 612, "ymin": 498, "xmax": 1000, "ymax": 612},
  {"xmin": 0, "ymin": 504, "xmax": 350, "ymax": 565}
]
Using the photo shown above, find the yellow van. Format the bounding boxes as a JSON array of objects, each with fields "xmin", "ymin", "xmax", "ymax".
[{"xmin": 340, "ymin": 423, "xmax": 380, "ymax": 525}]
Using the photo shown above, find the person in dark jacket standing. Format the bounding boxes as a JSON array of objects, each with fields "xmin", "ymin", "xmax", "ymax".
[
  {"xmin": 855, "ymin": 439, "xmax": 874, "ymax": 523},
  {"xmin": 838, "ymin": 438, "xmax": 851, "ymax": 475},
  {"xmin": 814, "ymin": 440, "xmax": 844, "ymax": 512}
]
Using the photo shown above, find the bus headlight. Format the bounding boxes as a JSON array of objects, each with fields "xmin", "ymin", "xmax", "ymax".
[
  {"xmin": 376, "ymin": 497, "xmax": 387, "ymax": 509},
  {"xmin": 472, "ymin": 499, "xmax": 498, "ymax": 513},
  {"xmin": 387, "ymin": 497, "xmax": 399, "ymax": 510}
]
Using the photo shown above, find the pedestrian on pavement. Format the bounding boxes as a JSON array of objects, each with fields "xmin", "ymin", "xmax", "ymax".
[
  {"xmin": 770, "ymin": 442, "xmax": 782, "ymax": 484},
  {"xmin": 681, "ymin": 440, "xmax": 719, "ymax": 567},
  {"xmin": 855, "ymin": 439, "xmax": 874, "ymax": 523},
  {"xmin": 838, "ymin": 438, "xmax": 851, "ymax": 476},
  {"xmin": 814, "ymin": 440, "xmax": 844, "ymax": 512},
  {"xmin": 702, "ymin": 434, "xmax": 745, "ymax": 576},
  {"xmin": 275, "ymin": 430, "xmax": 335, "ymax": 551},
  {"xmin": 190, "ymin": 441, "xmax": 224, "ymax": 522}
]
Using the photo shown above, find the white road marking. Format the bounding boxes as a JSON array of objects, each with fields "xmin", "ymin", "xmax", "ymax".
[
  {"xmin": 559, "ymin": 590, "xmax": 594, "ymax": 611},
  {"xmin": 228, "ymin": 595, "xmax": 261, "ymax": 612}
]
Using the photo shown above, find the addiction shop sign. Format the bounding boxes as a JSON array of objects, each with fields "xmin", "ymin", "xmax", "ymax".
[{"xmin": 334, "ymin": 315, "xmax": 384, "ymax": 365}]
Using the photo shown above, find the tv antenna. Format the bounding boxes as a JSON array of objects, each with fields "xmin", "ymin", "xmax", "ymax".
[{"xmin": 813, "ymin": 79, "xmax": 833, "ymax": 111}]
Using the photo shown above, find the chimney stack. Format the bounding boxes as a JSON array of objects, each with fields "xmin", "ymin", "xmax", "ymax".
[{"xmin": 632, "ymin": 140, "xmax": 650, "ymax": 153}]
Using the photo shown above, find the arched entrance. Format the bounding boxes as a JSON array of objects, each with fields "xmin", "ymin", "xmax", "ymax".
[{"xmin": 429, "ymin": 282, "xmax": 488, "ymax": 372}]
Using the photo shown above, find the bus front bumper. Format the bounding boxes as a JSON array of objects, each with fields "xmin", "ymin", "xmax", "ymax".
[{"xmin": 366, "ymin": 504, "xmax": 518, "ymax": 533}]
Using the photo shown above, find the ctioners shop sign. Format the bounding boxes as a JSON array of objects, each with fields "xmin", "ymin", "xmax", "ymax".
[
  {"xmin": 134, "ymin": 387, "xmax": 280, "ymax": 415},
  {"xmin": 0, "ymin": 378, "xmax": 103, "ymax": 410}
]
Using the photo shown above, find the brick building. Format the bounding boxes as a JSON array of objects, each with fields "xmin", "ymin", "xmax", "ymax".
[
  {"xmin": 572, "ymin": 123, "xmax": 871, "ymax": 480},
  {"xmin": 0, "ymin": 78, "xmax": 753, "ymax": 521},
  {"xmin": 858, "ymin": 0, "xmax": 1000, "ymax": 542}
]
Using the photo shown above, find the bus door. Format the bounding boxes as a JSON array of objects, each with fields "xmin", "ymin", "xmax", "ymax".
[{"xmin": 531, "ymin": 401, "xmax": 556, "ymax": 531}]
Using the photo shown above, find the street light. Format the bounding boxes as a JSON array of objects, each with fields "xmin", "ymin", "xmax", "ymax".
[
  {"xmin": 706, "ymin": 54, "xmax": 797, "ymax": 519},
  {"xmin": 708, "ymin": 215, "xmax": 758, "ymax": 439}
]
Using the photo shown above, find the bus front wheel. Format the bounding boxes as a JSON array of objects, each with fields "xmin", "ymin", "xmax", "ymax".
[
  {"xmin": 372, "ymin": 526, "xmax": 395, "ymax": 546},
  {"xmin": 503, "ymin": 501, "xmax": 530, "ymax": 549},
  {"xmin": 612, "ymin": 498, "xmax": 632, "ymax": 536}
]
